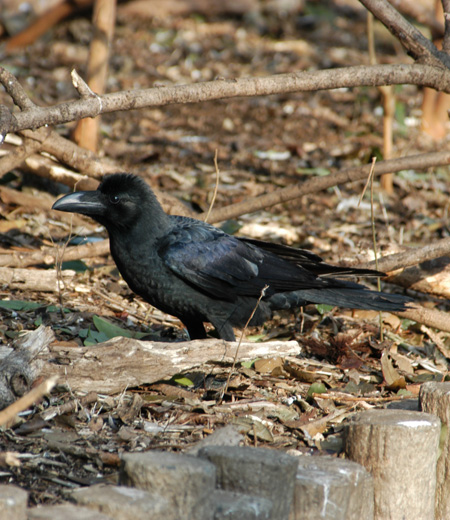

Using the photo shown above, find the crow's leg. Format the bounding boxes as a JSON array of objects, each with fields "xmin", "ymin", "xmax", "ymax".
[
  {"xmin": 211, "ymin": 321, "xmax": 236, "ymax": 341},
  {"xmin": 184, "ymin": 320, "xmax": 208, "ymax": 340}
]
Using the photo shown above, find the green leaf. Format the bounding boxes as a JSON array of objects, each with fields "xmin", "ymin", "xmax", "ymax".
[
  {"xmin": 61, "ymin": 260, "xmax": 89, "ymax": 272},
  {"xmin": 93, "ymin": 315, "xmax": 147, "ymax": 340},
  {"xmin": 46, "ymin": 305, "xmax": 71, "ymax": 313},
  {"xmin": 0, "ymin": 300, "xmax": 42, "ymax": 311},
  {"xmin": 307, "ymin": 382, "xmax": 327, "ymax": 398},
  {"xmin": 245, "ymin": 334, "xmax": 266, "ymax": 342},
  {"xmin": 173, "ymin": 377, "xmax": 194, "ymax": 387},
  {"xmin": 296, "ymin": 167, "xmax": 330, "ymax": 176},
  {"xmin": 241, "ymin": 359, "xmax": 257, "ymax": 368},
  {"xmin": 315, "ymin": 304, "xmax": 334, "ymax": 315},
  {"xmin": 34, "ymin": 316, "xmax": 43, "ymax": 327},
  {"xmin": 83, "ymin": 330, "xmax": 109, "ymax": 346}
]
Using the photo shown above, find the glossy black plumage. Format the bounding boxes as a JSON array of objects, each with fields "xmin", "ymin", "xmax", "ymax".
[{"xmin": 52, "ymin": 174, "xmax": 412, "ymax": 341}]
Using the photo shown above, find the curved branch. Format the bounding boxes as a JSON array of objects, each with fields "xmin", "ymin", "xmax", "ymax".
[
  {"xmin": 203, "ymin": 150, "xmax": 450, "ymax": 223},
  {"xmin": 2, "ymin": 64, "xmax": 450, "ymax": 134},
  {"xmin": 360, "ymin": 0, "xmax": 447, "ymax": 65}
]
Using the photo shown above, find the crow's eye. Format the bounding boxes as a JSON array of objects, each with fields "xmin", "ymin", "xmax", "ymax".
[{"xmin": 109, "ymin": 194, "xmax": 120, "ymax": 204}]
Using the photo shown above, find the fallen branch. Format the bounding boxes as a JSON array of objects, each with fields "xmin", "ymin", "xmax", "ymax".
[
  {"xmin": 41, "ymin": 336, "xmax": 302, "ymax": 394},
  {"xmin": 0, "ymin": 326, "xmax": 55, "ymax": 410},
  {"xmin": 0, "ymin": 267, "xmax": 74, "ymax": 292},
  {"xmin": 0, "ymin": 240, "xmax": 109, "ymax": 268},
  {"xmin": 359, "ymin": 236, "xmax": 450, "ymax": 274},
  {"xmin": 0, "ymin": 376, "xmax": 58, "ymax": 428},
  {"xmin": 203, "ymin": 150, "xmax": 450, "ymax": 223},
  {"xmin": 397, "ymin": 304, "xmax": 450, "ymax": 333}
]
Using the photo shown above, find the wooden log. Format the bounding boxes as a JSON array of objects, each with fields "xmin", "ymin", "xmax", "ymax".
[
  {"xmin": 289, "ymin": 456, "xmax": 374, "ymax": 520},
  {"xmin": 344, "ymin": 409, "xmax": 440, "ymax": 520},
  {"xmin": 0, "ymin": 267, "xmax": 74, "ymax": 292},
  {"xmin": 40, "ymin": 336, "xmax": 301, "ymax": 394},
  {"xmin": 0, "ymin": 326, "xmax": 54, "ymax": 410},
  {"xmin": 420, "ymin": 382, "xmax": 450, "ymax": 520}
]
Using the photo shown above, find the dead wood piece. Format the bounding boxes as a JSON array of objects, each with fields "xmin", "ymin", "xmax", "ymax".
[
  {"xmin": 119, "ymin": 0, "xmax": 258, "ymax": 18},
  {"xmin": 23, "ymin": 153, "xmax": 99, "ymax": 191},
  {"xmin": 72, "ymin": 0, "xmax": 116, "ymax": 152},
  {"xmin": 4, "ymin": 0, "xmax": 93, "ymax": 52},
  {"xmin": 117, "ymin": 392, "xmax": 143, "ymax": 425},
  {"xmin": 386, "ymin": 256, "xmax": 450, "ymax": 298},
  {"xmin": 0, "ymin": 130, "xmax": 45, "ymax": 177},
  {"xmin": 204, "ymin": 150, "xmax": 450, "ymax": 223},
  {"xmin": 40, "ymin": 338, "xmax": 301, "ymax": 394},
  {"xmin": 0, "ymin": 376, "xmax": 58, "ymax": 428},
  {"xmin": 0, "ymin": 267, "xmax": 74, "ymax": 292},
  {"xmin": 345, "ymin": 409, "xmax": 440, "ymax": 520},
  {"xmin": 0, "ymin": 185, "xmax": 89, "ymax": 228},
  {"xmin": 359, "ymin": 236, "xmax": 450, "ymax": 274},
  {"xmin": 19, "ymin": 128, "xmax": 119, "ymax": 178},
  {"xmin": 40, "ymin": 391, "xmax": 98, "ymax": 421},
  {"xmin": 420, "ymin": 382, "xmax": 450, "ymax": 520},
  {"xmin": 0, "ymin": 240, "xmax": 109, "ymax": 268},
  {"xmin": 397, "ymin": 303, "xmax": 450, "ymax": 333},
  {"xmin": 0, "ymin": 326, "xmax": 55, "ymax": 410}
]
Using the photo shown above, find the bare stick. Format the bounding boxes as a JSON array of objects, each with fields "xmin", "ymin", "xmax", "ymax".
[
  {"xmin": 203, "ymin": 150, "xmax": 450, "ymax": 223},
  {"xmin": 221, "ymin": 285, "xmax": 269, "ymax": 399},
  {"xmin": 398, "ymin": 304, "xmax": 450, "ymax": 333},
  {"xmin": 0, "ymin": 376, "xmax": 58, "ymax": 427},
  {"xmin": 72, "ymin": 0, "xmax": 117, "ymax": 152},
  {"xmin": 359, "ymin": 236, "xmax": 450, "ymax": 273},
  {"xmin": 442, "ymin": 0, "xmax": 450, "ymax": 54},
  {"xmin": 360, "ymin": 0, "xmax": 446, "ymax": 66},
  {"xmin": 2, "ymin": 64, "xmax": 450, "ymax": 134},
  {"xmin": 204, "ymin": 149, "xmax": 220, "ymax": 223}
]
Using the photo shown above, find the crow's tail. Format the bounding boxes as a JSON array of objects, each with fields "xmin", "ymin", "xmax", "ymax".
[{"xmin": 269, "ymin": 286, "xmax": 412, "ymax": 313}]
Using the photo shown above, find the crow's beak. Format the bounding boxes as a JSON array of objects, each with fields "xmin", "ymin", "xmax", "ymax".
[{"xmin": 52, "ymin": 191, "xmax": 105, "ymax": 217}]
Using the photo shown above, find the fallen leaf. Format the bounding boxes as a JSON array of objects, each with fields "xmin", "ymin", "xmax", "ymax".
[{"xmin": 381, "ymin": 350, "xmax": 406, "ymax": 390}]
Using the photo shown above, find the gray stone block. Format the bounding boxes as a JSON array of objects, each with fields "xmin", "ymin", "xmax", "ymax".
[
  {"xmin": 290, "ymin": 456, "xmax": 374, "ymax": 520},
  {"xmin": 0, "ymin": 484, "xmax": 28, "ymax": 520},
  {"xmin": 71, "ymin": 483, "xmax": 173, "ymax": 520},
  {"xmin": 212, "ymin": 489, "xmax": 272, "ymax": 520},
  {"xmin": 198, "ymin": 446, "xmax": 297, "ymax": 520},
  {"xmin": 120, "ymin": 451, "xmax": 216, "ymax": 520}
]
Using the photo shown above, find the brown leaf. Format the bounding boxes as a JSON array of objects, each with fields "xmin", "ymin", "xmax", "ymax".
[
  {"xmin": 254, "ymin": 357, "xmax": 283, "ymax": 374},
  {"xmin": 381, "ymin": 350, "xmax": 406, "ymax": 390}
]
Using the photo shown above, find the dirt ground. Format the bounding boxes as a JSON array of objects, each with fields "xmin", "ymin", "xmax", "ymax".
[{"xmin": 0, "ymin": 0, "xmax": 449, "ymax": 506}]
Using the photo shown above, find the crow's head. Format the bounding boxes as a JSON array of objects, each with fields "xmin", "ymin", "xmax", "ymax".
[{"xmin": 52, "ymin": 173, "xmax": 165, "ymax": 231}]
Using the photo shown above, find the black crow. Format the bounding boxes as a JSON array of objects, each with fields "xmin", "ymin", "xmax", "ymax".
[{"xmin": 52, "ymin": 174, "xmax": 412, "ymax": 341}]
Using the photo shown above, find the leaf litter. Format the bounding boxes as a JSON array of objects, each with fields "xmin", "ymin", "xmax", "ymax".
[{"xmin": 0, "ymin": 0, "xmax": 449, "ymax": 506}]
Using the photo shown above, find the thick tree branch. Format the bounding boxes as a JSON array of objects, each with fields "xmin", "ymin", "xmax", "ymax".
[
  {"xmin": 442, "ymin": 0, "xmax": 450, "ymax": 54},
  {"xmin": 361, "ymin": 0, "xmax": 447, "ymax": 66},
  {"xmin": 2, "ymin": 64, "xmax": 450, "ymax": 135}
]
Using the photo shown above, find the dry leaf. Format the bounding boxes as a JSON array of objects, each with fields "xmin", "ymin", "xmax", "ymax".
[{"xmin": 381, "ymin": 350, "xmax": 406, "ymax": 390}]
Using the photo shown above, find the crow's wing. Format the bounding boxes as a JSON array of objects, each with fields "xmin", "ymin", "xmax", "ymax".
[
  {"xmin": 158, "ymin": 219, "xmax": 328, "ymax": 301},
  {"xmin": 239, "ymin": 237, "xmax": 384, "ymax": 278}
]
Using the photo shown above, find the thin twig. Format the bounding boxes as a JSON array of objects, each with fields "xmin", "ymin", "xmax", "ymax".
[
  {"xmin": 0, "ymin": 376, "xmax": 58, "ymax": 428},
  {"xmin": 220, "ymin": 285, "xmax": 269, "ymax": 400},
  {"xmin": 204, "ymin": 149, "xmax": 220, "ymax": 223}
]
